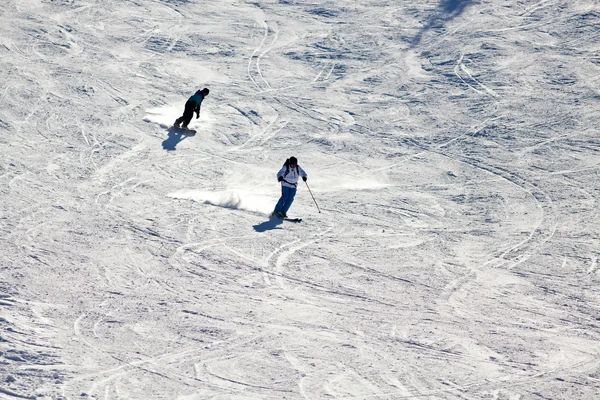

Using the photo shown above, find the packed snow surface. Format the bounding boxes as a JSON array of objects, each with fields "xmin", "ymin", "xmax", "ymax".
[{"xmin": 1, "ymin": 0, "xmax": 599, "ymax": 399}]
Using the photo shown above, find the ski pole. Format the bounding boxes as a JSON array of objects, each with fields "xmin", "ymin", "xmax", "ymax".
[{"xmin": 305, "ymin": 181, "xmax": 321, "ymax": 213}]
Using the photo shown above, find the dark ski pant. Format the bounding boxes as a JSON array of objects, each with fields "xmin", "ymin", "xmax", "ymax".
[
  {"xmin": 274, "ymin": 186, "xmax": 297, "ymax": 214},
  {"xmin": 175, "ymin": 100, "xmax": 195, "ymax": 127}
]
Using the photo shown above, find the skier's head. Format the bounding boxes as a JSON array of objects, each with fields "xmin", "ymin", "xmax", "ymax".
[
  {"xmin": 200, "ymin": 88, "xmax": 210, "ymax": 96},
  {"xmin": 289, "ymin": 156, "xmax": 297, "ymax": 166}
]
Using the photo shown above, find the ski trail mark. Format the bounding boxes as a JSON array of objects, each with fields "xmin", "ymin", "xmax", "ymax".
[
  {"xmin": 520, "ymin": 0, "xmax": 551, "ymax": 16},
  {"xmin": 455, "ymin": 52, "xmax": 499, "ymax": 98},
  {"xmin": 366, "ymin": 117, "xmax": 501, "ymax": 175},
  {"xmin": 0, "ymin": 387, "xmax": 36, "ymax": 400},
  {"xmin": 247, "ymin": 21, "xmax": 269, "ymax": 89},
  {"xmin": 273, "ymin": 236, "xmax": 322, "ymax": 293},
  {"xmin": 588, "ymin": 256, "xmax": 597, "ymax": 275},
  {"xmin": 247, "ymin": 20, "xmax": 278, "ymax": 90},
  {"xmin": 230, "ymin": 117, "xmax": 288, "ymax": 152},
  {"xmin": 247, "ymin": 21, "xmax": 268, "ymax": 89},
  {"xmin": 256, "ymin": 61, "xmax": 335, "ymax": 95},
  {"xmin": 282, "ymin": 350, "xmax": 310, "ymax": 399},
  {"xmin": 256, "ymin": 22, "xmax": 278, "ymax": 89},
  {"xmin": 453, "ymin": 160, "xmax": 558, "ymax": 272}
]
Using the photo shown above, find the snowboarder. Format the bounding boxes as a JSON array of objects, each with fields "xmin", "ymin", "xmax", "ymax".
[
  {"xmin": 272, "ymin": 156, "xmax": 308, "ymax": 218},
  {"xmin": 174, "ymin": 88, "xmax": 209, "ymax": 130}
]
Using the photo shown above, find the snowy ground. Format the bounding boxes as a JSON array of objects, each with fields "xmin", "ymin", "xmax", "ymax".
[{"xmin": 1, "ymin": 0, "xmax": 600, "ymax": 399}]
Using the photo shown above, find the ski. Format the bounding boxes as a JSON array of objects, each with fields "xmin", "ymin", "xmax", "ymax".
[{"xmin": 269, "ymin": 214, "xmax": 302, "ymax": 223}]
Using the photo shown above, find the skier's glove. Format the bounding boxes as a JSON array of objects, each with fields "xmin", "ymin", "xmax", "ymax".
[
  {"xmin": 278, "ymin": 176, "xmax": 283, "ymax": 182},
  {"xmin": 302, "ymin": 176, "xmax": 307, "ymax": 182}
]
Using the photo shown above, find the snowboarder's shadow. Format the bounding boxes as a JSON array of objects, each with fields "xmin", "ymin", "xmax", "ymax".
[
  {"xmin": 162, "ymin": 127, "xmax": 195, "ymax": 151},
  {"xmin": 253, "ymin": 216, "xmax": 284, "ymax": 232}
]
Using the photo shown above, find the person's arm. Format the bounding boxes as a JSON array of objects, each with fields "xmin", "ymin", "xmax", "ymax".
[
  {"xmin": 195, "ymin": 94, "xmax": 205, "ymax": 118},
  {"xmin": 299, "ymin": 166, "xmax": 308, "ymax": 181},
  {"xmin": 276, "ymin": 166, "xmax": 286, "ymax": 181}
]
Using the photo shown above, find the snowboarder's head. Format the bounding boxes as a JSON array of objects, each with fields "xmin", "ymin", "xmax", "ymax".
[
  {"xmin": 289, "ymin": 156, "xmax": 297, "ymax": 166},
  {"xmin": 200, "ymin": 88, "xmax": 210, "ymax": 96}
]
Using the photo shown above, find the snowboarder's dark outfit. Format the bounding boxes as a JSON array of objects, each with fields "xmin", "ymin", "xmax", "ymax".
[{"xmin": 175, "ymin": 88, "xmax": 209, "ymax": 129}]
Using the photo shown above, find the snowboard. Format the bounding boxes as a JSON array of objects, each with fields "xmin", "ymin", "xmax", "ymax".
[{"xmin": 173, "ymin": 126, "xmax": 196, "ymax": 134}]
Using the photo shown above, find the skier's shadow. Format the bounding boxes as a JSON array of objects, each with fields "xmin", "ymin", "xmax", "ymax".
[
  {"xmin": 253, "ymin": 216, "xmax": 283, "ymax": 232},
  {"xmin": 410, "ymin": 0, "xmax": 474, "ymax": 47},
  {"xmin": 162, "ymin": 127, "xmax": 195, "ymax": 151}
]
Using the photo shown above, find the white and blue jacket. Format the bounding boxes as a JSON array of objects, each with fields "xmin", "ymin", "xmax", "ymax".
[{"xmin": 277, "ymin": 164, "xmax": 307, "ymax": 189}]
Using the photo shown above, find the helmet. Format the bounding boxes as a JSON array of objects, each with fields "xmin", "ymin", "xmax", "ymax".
[{"xmin": 289, "ymin": 156, "xmax": 297, "ymax": 165}]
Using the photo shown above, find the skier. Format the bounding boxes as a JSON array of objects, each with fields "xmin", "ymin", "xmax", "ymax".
[
  {"xmin": 272, "ymin": 156, "xmax": 308, "ymax": 218},
  {"xmin": 174, "ymin": 88, "xmax": 209, "ymax": 130}
]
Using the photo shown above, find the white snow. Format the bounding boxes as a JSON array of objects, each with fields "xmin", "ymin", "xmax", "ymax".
[{"xmin": 1, "ymin": 0, "xmax": 600, "ymax": 399}]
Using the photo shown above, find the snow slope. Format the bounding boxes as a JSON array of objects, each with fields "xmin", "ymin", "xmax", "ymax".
[{"xmin": 1, "ymin": 0, "xmax": 599, "ymax": 399}]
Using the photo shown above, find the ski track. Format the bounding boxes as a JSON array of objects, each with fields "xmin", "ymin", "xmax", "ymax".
[
  {"xmin": 68, "ymin": 306, "xmax": 222, "ymax": 397},
  {"xmin": 365, "ymin": 108, "xmax": 564, "ymax": 325},
  {"xmin": 520, "ymin": 0, "xmax": 552, "ymax": 17},
  {"xmin": 2, "ymin": 0, "xmax": 600, "ymax": 399},
  {"xmin": 247, "ymin": 20, "xmax": 271, "ymax": 91},
  {"xmin": 436, "ymin": 147, "xmax": 560, "ymax": 323},
  {"xmin": 455, "ymin": 52, "xmax": 500, "ymax": 98}
]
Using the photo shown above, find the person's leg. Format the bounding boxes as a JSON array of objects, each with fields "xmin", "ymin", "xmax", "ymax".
[
  {"xmin": 281, "ymin": 187, "xmax": 297, "ymax": 215},
  {"xmin": 273, "ymin": 196, "xmax": 285, "ymax": 214},
  {"xmin": 175, "ymin": 101, "xmax": 193, "ymax": 127},
  {"xmin": 174, "ymin": 114, "xmax": 184, "ymax": 127},
  {"xmin": 182, "ymin": 100, "xmax": 195, "ymax": 128},
  {"xmin": 273, "ymin": 186, "xmax": 291, "ymax": 215}
]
